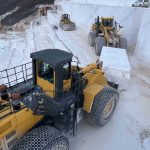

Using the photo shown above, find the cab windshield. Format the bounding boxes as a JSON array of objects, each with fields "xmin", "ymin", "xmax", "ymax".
[
  {"xmin": 102, "ymin": 19, "xmax": 113, "ymax": 27},
  {"xmin": 38, "ymin": 61, "xmax": 54, "ymax": 83}
]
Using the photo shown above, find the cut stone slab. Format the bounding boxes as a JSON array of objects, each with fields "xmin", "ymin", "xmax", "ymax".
[{"xmin": 100, "ymin": 47, "xmax": 131, "ymax": 90}]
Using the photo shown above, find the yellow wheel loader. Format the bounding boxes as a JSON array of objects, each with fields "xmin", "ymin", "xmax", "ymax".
[
  {"xmin": 0, "ymin": 49, "xmax": 119, "ymax": 150},
  {"xmin": 38, "ymin": 6, "xmax": 51, "ymax": 16},
  {"xmin": 88, "ymin": 16, "xmax": 128, "ymax": 56},
  {"xmin": 60, "ymin": 14, "xmax": 76, "ymax": 31}
]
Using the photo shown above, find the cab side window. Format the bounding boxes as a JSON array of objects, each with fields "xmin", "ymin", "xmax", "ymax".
[
  {"xmin": 63, "ymin": 63, "xmax": 71, "ymax": 80},
  {"xmin": 38, "ymin": 61, "xmax": 54, "ymax": 83},
  {"xmin": 103, "ymin": 19, "xmax": 113, "ymax": 27}
]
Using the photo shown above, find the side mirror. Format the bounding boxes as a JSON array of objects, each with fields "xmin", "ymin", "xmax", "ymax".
[
  {"xmin": 119, "ymin": 25, "xmax": 123, "ymax": 28},
  {"xmin": 77, "ymin": 62, "xmax": 80, "ymax": 71}
]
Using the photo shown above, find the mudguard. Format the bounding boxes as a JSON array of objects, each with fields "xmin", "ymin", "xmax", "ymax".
[{"xmin": 83, "ymin": 83, "xmax": 104, "ymax": 113}]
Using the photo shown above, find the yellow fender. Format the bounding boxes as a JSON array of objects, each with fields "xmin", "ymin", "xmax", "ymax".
[{"xmin": 83, "ymin": 83, "xmax": 104, "ymax": 113}]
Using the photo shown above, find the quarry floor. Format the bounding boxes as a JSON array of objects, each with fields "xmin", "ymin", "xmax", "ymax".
[{"xmin": 0, "ymin": 2, "xmax": 150, "ymax": 150}]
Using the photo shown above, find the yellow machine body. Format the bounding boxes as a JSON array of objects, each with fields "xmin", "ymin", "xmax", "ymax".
[
  {"xmin": 61, "ymin": 14, "xmax": 72, "ymax": 24},
  {"xmin": 0, "ymin": 102, "xmax": 43, "ymax": 150},
  {"xmin": 60, "ymin": 14, "xmax": 76, "ymax": 31},
  {"xmin": 92, "ymin": 17, "xmax": 113, "ymax": 31},
  {"xmin": 36, "ymin": 61, "xmax": 107, "ymax": 113},
  {"xmin": 92, "ymin": 17, "xmax": 119, "ymax": 46},
  {"xmin": 81, "ymin": 64, "xmax": 108, "ymax": 112},
  {"xmin": 0, "ymin": 49, "xmax": 116, "ymax": 150}
]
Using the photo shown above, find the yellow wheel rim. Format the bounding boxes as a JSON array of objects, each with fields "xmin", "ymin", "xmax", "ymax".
[{"xmin": 102, "ymin": 99, "xmax": 115, "ymax": 119}]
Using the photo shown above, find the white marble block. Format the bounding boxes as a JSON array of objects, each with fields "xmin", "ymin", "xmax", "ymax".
[{"xmin": 100, "ymin": 47, "xmax": 131, "ymax": 90}]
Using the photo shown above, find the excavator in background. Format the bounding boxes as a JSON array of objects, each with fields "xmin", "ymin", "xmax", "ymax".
[
  {"xmin": 88, "ymin": 16, "xmax": 128, "ymax": 56},
  {"xmin": 60, "ymin": 14, "xmax": 76, "ymax": 31},
  {"xmin": 0, "ymin": 49, "xmax": 119, "ymax": 150}
]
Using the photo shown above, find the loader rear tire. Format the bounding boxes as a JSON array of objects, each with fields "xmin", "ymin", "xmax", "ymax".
[
  {"xmin": 12, "ymin": 126, "xmax": 69, "ymax": 150},
  {"xmin": 85, "ymin": 86, "xmax": 119, "ymax": 127},
  {"xmin": 88, "ymin": 31, "xmax": 96, "ymax": 46},
  {"xmin": 119, "ymin": 36, "xmax": 128, "ymax": 50},
  {"xmin": 95, "ymin": 36, "xmax": 105, "ymax": 56},
  {"xmin": 60, "ymin": 21, "xmax": 64, "ymax": 29}
]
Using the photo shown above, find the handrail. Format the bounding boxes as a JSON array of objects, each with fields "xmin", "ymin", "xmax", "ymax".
[
  {"xmin": 0, "ymin": 62, "xmax": 31, "ymax": 72},
  {"xmin": 0, "ymin": 62, "xmax": 32, "ymax": 87}
]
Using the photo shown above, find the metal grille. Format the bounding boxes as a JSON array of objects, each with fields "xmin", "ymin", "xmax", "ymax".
[
  {"xmin": 6, "ymin": 130, "xmax": 16, "ymax": 140},
  {"xmin": 5, "ymin": 130, "xmax": 18, "ymax": 149},
  {"xmin": 7, "ymin": 137, "xmax": 17, "ymax": 149}
]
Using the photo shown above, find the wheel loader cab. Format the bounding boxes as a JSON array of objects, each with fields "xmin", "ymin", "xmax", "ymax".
[
  {"xmin": 92, "ymin": 17, "xmax": 114, "ymax": 34},
  {"xmin": 62, "ymin": 14, "xmax": 69, "ymax": 20},
  {"xmin": 101, "ymin": 17, "xmax": 114, "ymax": 29},
  {"xmin": 61, "ymin": 14, "xmax": 70, "ymax": 23},
  {"xmin": 31, "ymin": 49, "xmax": 73, "ymax": 98}
]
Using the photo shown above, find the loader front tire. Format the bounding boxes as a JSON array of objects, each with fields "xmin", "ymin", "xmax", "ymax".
[
  {"xmin": 88, "ymin": 31, "xmax": 96, "ymax": 46},
  {"xmin": 85, "ymin": 86, "xmax": 119, "ymax": 127},
  {"xmin": 12, "ymin": 126, "xmax": 69, "ymax": 150},
  {"xmin": 95, "ymin": 36, "xmax": 105, "ymax": 56},
  {"xmin": 119, "ymin": 36, "xmax": 128, "ymax": 50}
]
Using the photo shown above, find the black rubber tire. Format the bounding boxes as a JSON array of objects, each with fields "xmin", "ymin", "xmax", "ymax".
[
  {"xmin": 119, "ymin": 36, "xmax": 128, "ymax": 50},
  {"xmin": 95, "ymin": 36, "xmax": 106, "ymax": 56},
  {"xmin": 132, "ymin": 4, "xmax": 134, "ymax": 7},
  {"xmin": 73, "ymin": 23, "xmax": 76, "ymax": 30},
  {"xmin": 85, "ymin": 86, "xmax": 119, "ymax": 127},
  {"xmin": 60, "ymin": 21, "xmax": 64, "ymax": 29},
  {"xmin": 88, "ymin": 31, "xmax": 97, "ymax": 46},
  {"xmin": 11, "ymin": 126, "xmax": 69, "ymax": 150}
]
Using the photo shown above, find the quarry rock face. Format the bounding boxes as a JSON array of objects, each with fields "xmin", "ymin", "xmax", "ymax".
[
  {"xmin": 60, "ymin": 1, "xmax": 150, "ymax": 67},
  {"xmin": 135, "ymin": 10, "xmax": 150, "ymax": 67}
]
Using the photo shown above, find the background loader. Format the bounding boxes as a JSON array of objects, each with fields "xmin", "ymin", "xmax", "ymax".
[
  {"xmin": 60, "ymin": 14, "xmax": 76, "ymax": 31},
  {"xmin": 88, "ymin": 16, "xmax": 128, "ymax": 56},
  {"xmin": 0, "ymin": 49, "xmax": 119, "ymax": 150}
]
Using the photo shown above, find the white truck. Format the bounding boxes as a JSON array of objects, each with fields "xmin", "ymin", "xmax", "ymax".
[{"xmin": 132, "ymin": 0, "xmax": 150, "ymax": 7}]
